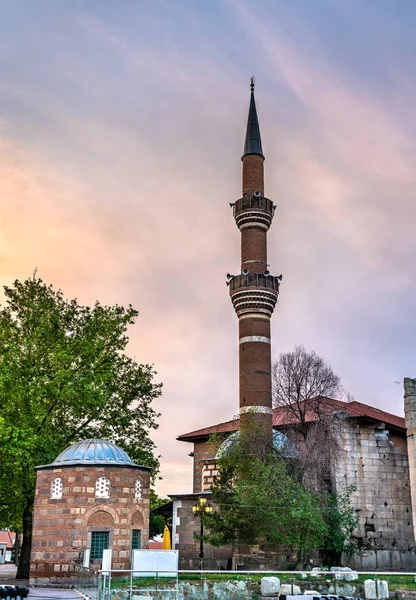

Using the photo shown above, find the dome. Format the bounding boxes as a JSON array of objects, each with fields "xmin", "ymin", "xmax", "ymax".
[
  {"xmin": 52, "ymin": 439, "xmax": 137, "ymax": 467},
  {"xmin": 216, "ymin": 430, "xmax": 298, "ymax": 459}
]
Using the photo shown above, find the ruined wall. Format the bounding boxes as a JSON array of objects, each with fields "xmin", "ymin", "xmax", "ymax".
[
  {"xmin": 334, "ymin": 419, "xmax": 415, "ymax": 569},
  {"xmin": 31, "ymin": 465, "xmax": 150, "ymax": 585}
]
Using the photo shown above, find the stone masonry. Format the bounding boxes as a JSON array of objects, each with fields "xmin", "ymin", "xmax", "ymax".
[
  {"xmin": 31, "ymin": 464, "xmax": 150, "ymax": 585},
  {"xmin": 169, "ymin": 494, "xmax": 232, "ymax": 570},
  {"xmin": 335, "ymin": 418, "xmax": 414, "ymax": 569},
  {"xmin": 404, "ymin": 377, "xmax": 416, "ymax": 541}
]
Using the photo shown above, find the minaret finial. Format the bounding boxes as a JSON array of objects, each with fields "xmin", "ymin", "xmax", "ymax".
[{"xmin": 242, "ymin": 76, "xmax": 264, "ymax": 160}]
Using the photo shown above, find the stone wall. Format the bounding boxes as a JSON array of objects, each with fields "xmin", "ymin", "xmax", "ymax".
[
  {"xmin": 31, "ymin": 465, "xmax": 150, "ymax": 585},
  {"xmin": 192, "ymin": 442, "xmax": 216, "ymax": 493},
  {"xmin": 201, "ymin": 460, "xmax": 219, "ymax": 492},
  {"xmin": 171, "ymin": 496, "xmax": 232, "ymax": 569},
  {"xmin": 334, "ymin": 419, "xmax": 414, "ymax": 569}
]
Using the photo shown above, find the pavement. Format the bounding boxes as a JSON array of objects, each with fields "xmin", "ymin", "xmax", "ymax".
[{"xmin": 0, "ymin": 565, "xmax": 80, "ymax": 599}]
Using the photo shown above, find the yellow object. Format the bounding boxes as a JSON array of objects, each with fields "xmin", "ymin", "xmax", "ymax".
[{"xmin": 162, "ymin": 525, "xmax": 171, "ymax": 550}]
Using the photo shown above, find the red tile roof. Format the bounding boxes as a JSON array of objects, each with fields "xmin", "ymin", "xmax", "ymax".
[
  {"xmin": 0, "ymin": 531, "xmax": 15, "ymax": 549},
  {"xmin": 177, "ymin": 397, "xmax": 405, "ymax": 442}
]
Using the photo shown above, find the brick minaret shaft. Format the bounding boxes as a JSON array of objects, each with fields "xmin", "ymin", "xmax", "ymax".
[{"xmin": 229, "ymin": 79, "xmax": 280, "ymax": 453}]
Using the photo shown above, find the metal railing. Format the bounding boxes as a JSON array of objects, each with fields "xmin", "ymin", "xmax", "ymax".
[
  {"xmin": 233, "ymin": 196, "xmax": 274, "ymax": 214},
  {"xmin": 229, "ymin": 273, "xmax": 280, "ymax": 292}
]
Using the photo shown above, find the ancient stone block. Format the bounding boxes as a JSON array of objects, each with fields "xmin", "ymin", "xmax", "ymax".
[
  {"xmin": 364, "ymin": 580, "xmax": 389, "ymax": 599},
  {"xmin": 260, "ymin": 577, "xmax": 280, "ymax": 596}
]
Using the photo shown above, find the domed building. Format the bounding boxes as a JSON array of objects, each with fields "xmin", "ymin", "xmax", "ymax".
[{"xmin": 30, "ymin": 439, "xmax": 151, "ymax": 585}]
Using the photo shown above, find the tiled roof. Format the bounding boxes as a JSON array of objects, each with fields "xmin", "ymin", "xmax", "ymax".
[
  {"xmin": 0, "ymin": 531, "xmax": 15, "ymax": 549},
  {"xmin": 177, "ymin": 397, "xmax": 405, "ymax": 442}
]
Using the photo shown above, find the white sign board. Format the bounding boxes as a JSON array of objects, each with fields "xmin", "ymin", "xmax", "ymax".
[
  {"xmin": 102, "ymin": 548, "xmax": 112, "ymax": 572},
  {"xmin": 132, "ymin": 550, "xmax": 178, "ymax": 577},
  {"xmin": 83, "ymin": 549, "xmax": 90, "ymax": 568}
]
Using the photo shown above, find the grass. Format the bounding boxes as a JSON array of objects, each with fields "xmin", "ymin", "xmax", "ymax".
[{"xmin": 109, "ymin": 572, "xmax": 416, "ymax": 592}]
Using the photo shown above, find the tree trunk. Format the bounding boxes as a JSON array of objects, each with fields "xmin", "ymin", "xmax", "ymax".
[
  {"xmin": 295, "ymin": 548, "xmax": 305, "ymax": 570},
  {"xmin": 16, "ymin": 502, "xmax": 32, "ymax": 580}
]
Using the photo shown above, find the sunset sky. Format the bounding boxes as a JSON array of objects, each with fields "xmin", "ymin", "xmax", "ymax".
[{"xmin": 1, "ymin": 0, "xmax": 416, "ymax": 495}]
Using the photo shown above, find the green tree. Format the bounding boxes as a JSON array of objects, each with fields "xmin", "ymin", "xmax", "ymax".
[
  {"xmin": 0, "ymin": 276, "xmax": 161, "ymax": 578},
  {"xmin": 149, "ymin": 489, "xmax": 170, "ymax": 538},
  {"xmin": 323, "ymin": 485, "xmax": 358, "ymax": 564},
  {"xmin": 205, "ymin": 437, "xmax": 328, "ymax": 567}
]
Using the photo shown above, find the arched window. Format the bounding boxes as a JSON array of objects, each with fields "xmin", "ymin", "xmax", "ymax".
[
  {"xmin": 135, "ymin": 478, "xmax": 143, "ymax": 501},
  {"xmin": 95, "ymin": 476, "xmax": 110, "ymax": 498},
  {"xmin": 51, "ymin": 477, "xmax": 63, "ymax": 500}
]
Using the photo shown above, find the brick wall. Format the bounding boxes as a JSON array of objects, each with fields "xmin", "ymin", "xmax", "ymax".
[
  {"xmin": 242, "ymin": 155, "xmax": 264, "ymax": 195},
  {"xmin": 335, "ymin": 420, "xmax": 415, "ymax": 569},
  {"xmin": 30, "ymin": 465, "xmax": 150, "ymax": 585}
]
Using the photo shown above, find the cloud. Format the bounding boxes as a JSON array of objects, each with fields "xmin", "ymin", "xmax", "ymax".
[{"xmin": 1, "ymin": 1, "xmax": 416, "ymax": 494}]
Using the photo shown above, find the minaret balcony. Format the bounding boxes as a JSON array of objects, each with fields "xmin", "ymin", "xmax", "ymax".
[
  {"xmin": 229, "ymin": 273, "xmax": 280, "ymax": 317},
  {"xmin": 232, "ymin": 194, "xmax": 275, "ymax": 230}
]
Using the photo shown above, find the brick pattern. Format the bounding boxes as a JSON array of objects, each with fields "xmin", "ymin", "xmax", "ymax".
[
  {"xmin": 30, "ymin": 465, "xmax": 150, "ymax": 585},
  {"xmin": 335, "ymin": 420, "xmax": 414, "ymax": 569},
  {"xmin": 241, "ymin": 228, "xmax": 267, "ymax": 272},
  {"xmin": 242, "ymin": 155, "xmax": 264, "ymax": 195}
]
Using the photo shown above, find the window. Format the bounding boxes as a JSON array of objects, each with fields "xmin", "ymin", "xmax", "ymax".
[
  {"xmin": 51, "ymin": 477, "xmax": 63, "ymax": 499},
  {"xmin": 135, "ymin": 478, "xmax": 143, "ymax": 501},
  {"xmin": 90, "ymin": 531, "xmax": 109, "ymax": 561},
  {"xmin": 131, "ymin": 529, "xmax": 141, "ymax": 551},
  {"xmin": 95, "ymin": 476, "xmax": 110, "ymax": 498}
]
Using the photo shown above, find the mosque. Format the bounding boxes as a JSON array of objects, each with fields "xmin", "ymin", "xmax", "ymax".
[
  {"xmin": 30, "ymin": 439, "xmax": 151, "ymax": 585},
  {"xmin": 164, "ymin": 82, "xmax": 416, "ymax": 571},
  {"xmin": 30, "ymin": 81, "xmax": 416, "ymax": 578}
]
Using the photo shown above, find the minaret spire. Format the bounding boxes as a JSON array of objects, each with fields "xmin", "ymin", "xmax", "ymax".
[
  {"xmin": 242, "ymin": 77, "xmax": 264, "ymax": 160},
  {"xmin": 228, "ymin": 80, "xmax": 281, "ymax": 456}
]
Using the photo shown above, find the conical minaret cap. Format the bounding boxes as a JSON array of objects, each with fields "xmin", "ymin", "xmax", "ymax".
[{"xmin": 242, "ymin": 77, "xmax": 264, "ymax": 160}]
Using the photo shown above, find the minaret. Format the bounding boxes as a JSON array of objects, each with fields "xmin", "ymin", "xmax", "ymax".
[{"xmin": 228, "ymin": 78, "xmax": 281, "ymax": 455}]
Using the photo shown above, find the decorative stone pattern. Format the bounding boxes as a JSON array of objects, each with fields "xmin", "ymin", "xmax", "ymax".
[
  {"xmin": 334, "ymin": 418, "xmax": 414, "ymax": 569},
  {"xmin": 192, "ymin": 440, "xmax": 215, "ymax": 493},
  {"xmin": 30, "ymin": 464, "xmax": 150, "ymax": 585},
  {"xmin": 201, "ymin": 461, "xmax": 219, "ymax": 492}
]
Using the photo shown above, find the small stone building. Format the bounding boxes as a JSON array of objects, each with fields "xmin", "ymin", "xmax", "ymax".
[{"xmin": 30, "ymin": 438, "xmax": 151, "ymax": 585}]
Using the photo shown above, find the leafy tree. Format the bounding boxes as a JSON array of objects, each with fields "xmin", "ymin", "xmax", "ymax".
[
  {"xmin": 0, "ymin": 276, "xmax": 161, "ymax": 578},
  {"xmin": 323, "ymin": 485, "xmax": 358, "ymax": 564},
  {"xmin": 149, "ymin": 489, "xmax": 170, "ymax": 538},
  {"xmin": 205, "ymin": 436, "xmax": 328, "ymax": 567},
  {"xmin": 205, "ymin": 431, "xmax": 358, "ymax": 568}
]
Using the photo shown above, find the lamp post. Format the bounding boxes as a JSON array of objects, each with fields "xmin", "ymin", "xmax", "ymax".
[{"xmin": 192, "ymin": 496, "xmax": 213, "ymax": 570}]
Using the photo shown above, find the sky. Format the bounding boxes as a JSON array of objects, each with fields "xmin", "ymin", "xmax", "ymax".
[{"xmin": 1, "ymin": 0, "xmax": 416, "ymax": 495}]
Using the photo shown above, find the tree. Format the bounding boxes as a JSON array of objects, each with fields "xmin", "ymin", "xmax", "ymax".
[
  {"xmin": 205, "ymin": 436, "xmax": 329, "ymax": 568},
  {"xmin": 272, "ymin": 345, "xmax": 347, "ymax": 489},
  {"xmin": 206, "ymin": 435, "xmax": 357, "ymax": 568},
  {"xmin": 149, "ymin": 489, "xmax": 170, "ymax": 538},
  {"xmin": 0, "ymin": 275, "xmax": 162, "ymax": 578},
  {"xmin": 323, "ymin": 485, "xmax": 358, "ymax": 564}
]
